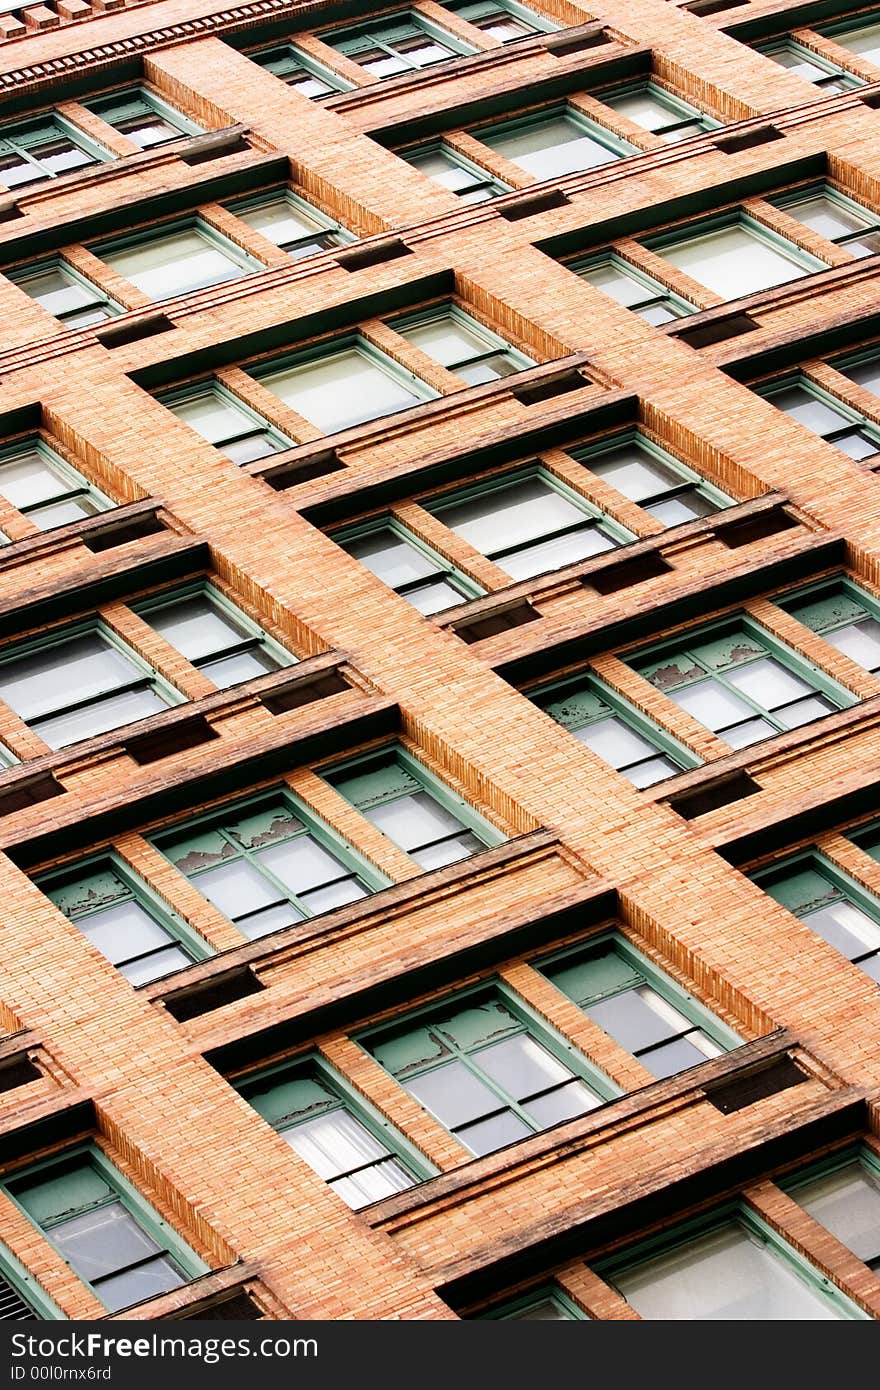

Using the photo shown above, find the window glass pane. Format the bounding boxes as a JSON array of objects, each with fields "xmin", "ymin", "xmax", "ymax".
[
  {"xmin": 769, "ymin": 384, "xmax": 853, "ymax": 435},
  {"xmin": 830, "ymin": 20, "xmax": 880, "ymax": 64},
  {"xmin": 498, "ymin": 526, "xmax": 615, "ymax": 580},
  {"xmin": 724, "ymin": 655, "xmax": 812, "ymax": 708},
  {"xmin": 435, "ymin": 476, "xmax": 588, "ymax": 553},
  {"xmin": 345, "ymin": 528, "xmax": 440, "ymax": 587},
  {"xmin": 794, "ymin": 1163, "xmax": 880, "ymax": 1264},
  {"xmin": 573, "ymin": 715, "xmax": 660, "ymax": 769},
  {"xmin": 588, "ymin": 445, "xmax": 683, "ymax": 500},
  {"xmin": 167, "ymin": 390, "xmax": 256, "ymax": 446},
  {"xmin": 16, "ymin": 267, "xmax": 103, "ymax": 320},
  {"xmin": 79, "ymin": 900, "xmax": 173, "ymax": 964},
  {"xmin": 587, "ymin": 985, "xmax": 692, "ymax": 1054},
  {"xmin": 52, "ymin": 1202, "xmax": 162, "ymax": 1282},
  {"xmin": 103, "ymin": 227, "xmax": 251, "ymax": 299},
  {"xmin": 803, "ymin": 901, "xmax": 880, "ymax": 958},
  {"xmin": 36, "ymin": 688, "xmax": 169, "ymax": 750},
  {"xmin": 190, "ymin": 860, "xmax": 284, "ymax": 920},
  {"xmin": 823, "ymin": 618, "xmax": 880, "ymax": 670},
  {"xmin": 782, "ymin": 193, "xmax": 869, "ymax": 240},
  {"xmin": 235, "ymin": 196, "xmax": 338, "ymax": 251},
  {"xmin": 669, "ymin": 677, "xmax": 756, "ymax": 731},
  {"xmin": 0, "ymin": 631, "xmax": 144, "ymax": 722},
  {"xmin": 482, "ymin": 112, "xmax": 624, "ymax": 178},
  {"xmin": 406, "ymin": 1059, "xmax": 500, "ymax": 1128},
  {"xmin": 839, "ymin": 355, "xmax": 880, "ymax": 396},
  {"xmin": 255, "ymin": 837, "xmax": 352, "ymax": 897},
  {"xmin": 94, "ymin": 1255, "xmax": 185, "ymax": 1313},
  {"xmin": 259, "ymin": 345, "xmax": 425, "ymax": 433},
  {"xmin": 398, "ymin": 314, "xmax": 503, "ymax": 368},
  {"xmin": 657, "ymin": 222, "xmax": 814, "ymax": 297},
  {"xmin": 145, "ymin": 593, "xmax": 250, "ymax": 662},
  {"xmin": 473, "ymin": 1033, "xmax": 571, "ymax": 1097},
  {"xmin": 284, "ymin": 1110, "xmax": 388, "ymax": 1181},
  {"xmin": 331, "ymin": 1158, "xmax": 415, "ymax": 1208},
  {"xmin": 365, "ymin": 788, "xmax": 464, "ymax": 848}
]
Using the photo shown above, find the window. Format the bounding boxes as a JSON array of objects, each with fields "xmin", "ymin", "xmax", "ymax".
[
  {"xmin": 631, "ymin": 618, "xmax": 854, "ymax": 749},
  {"xmin": 7, "ymin": 1148, "xmax": 207, "ymax": 1314},
  {"xmin": 252, "ymin": 44, "xmax": 352, "ymax": 97},
  {"xmin": 835, "ymin": 346, "xmax": 880, "ymax": 399},
  {"xmin": 0, "ymin": 621, "xmax": 181, "ymax": 750},
  {"xmin": 570, "ymin": 430, "xmax": 733, "ymax": 526},
  {"xmin": 772, "ymin": 184, "xmax": 880, "ymax": 258},
  {"xmin": 600, "ymin": 80, "xmax": 715, "ymax": 143},
  {"xmin": 160, "ymin": 380, "xmax": 294, "ymax": 466},
  {"xmin": 334, "ymin": 517, "xmax": 483, "ymax": 615},
  {"xmin": 444, "ymin": 0, "xmax": 558, "ymax": 41},
  {"xmin": 95, "ymin": 219, "xmax": 261, "ymax": 301},
  {"xmin": 482, "ymin": 1288, "xmax": 587, "ymax": 1319},
  {"xmin": 647, "ymin": 213, "xmax": 825, "ymax": 300},
  {"xmin": 539, "ymin": 935, "xmax": 737, "ymax": 1080},
  {"xmin": 779, "ymin": 579, "xmax": 880, "ymax": 675},
  {"xmin": 253, "ymin": 334, "xmax": 436, "ymax": 435},
  {"xmin": 324, "ymin": 12, "xmax": 475, "ymax": 77},
  {"xmin": 759, "ymin": 38, "xmax": 861, "ymax": 92},
  {"xmin": 363, "ymin": 985, "xmax": 615, "ymax": 1156},
  {"xmin": 85, "ymin": 87, "xmax": 201, "ymax": 150},
  {"xmin": 0, "ymin": 437, "xmax": 112, "ymax": 531},
  {"xmin": 391, "ymin": 304, "xmax": 534, "ymax": 384},
  {"xmin": 153, "ymin": 789, "xmax": 388, "ymax": 939},
  {"xmin": 426, "ymin": 466, "xmax": 633, "ymax": 581},
  {"xmin": 754, "ymin": 853, "xmax": 880, "ymax": 983},
  {"xmin": 532, "ymin": 674, "xmax": 698, "ymax": 787},
  {"xmin": 11, "ymin": 260, "xmax": 119, "ymax": 328},
  {"xmin": 237, "ymin": 1057, "xmax": 433, "ymax": 1208},
  {"xmin": 134, "ymin": 583, "xmax": 293, "ymax": 690},
  {"xmin": 0, "ymin": 113, "xmax": 107, "ymax": 188},
  {"xmin": 0, "ymin": 1246, "xmax": 56, "ymax": 1320},
  {"xmin": 570, "ymin": 251, "xmax": 697, "ymax": 324},
  {"xmin": 403, "ymin": 141, "xmax": 509, "ymax": 203},
  {"xmin": 39, "ymin": 856, "xmax": 209, "ymax": 985},
  {"xmin": 758, "ymin": 374, "xmax": 880, "ymax": 459},
  {"xmin": 787, "ymin": 1151, "xmax": 880, "ymax": 1271},
  {"xmin": 473, "ymin": 104, "xmax": 636, "ymax": 180},
  {"xmin": 600, "ymin": 1207, "xmax": 864, "ymax": 1319},
  {"xmin": 821, "ymin": 15, "xmax": 880, "ymax": 66},
  {"xmin": 226, "ymin": 190, "xmax": 353, "ymax": 260},
  {"xmin": 325, "ymin": 745, "xmax": 504, "ymax": 870}
]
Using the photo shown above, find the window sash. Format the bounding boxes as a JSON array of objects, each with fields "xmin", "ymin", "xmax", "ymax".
[
  {"xmin": 569, "ymin": 251, "xmax": 696, "ymax": 321},
  {"xmin": 760, "ymin": 39, "xmax": 861, "ymax": 91},
  {"xmin": 600, "ymin": 81, "xmax": 715, "ymax": 141},
  {"xmin": 0, "ymin": 436, "xmax": 112, "ymax": 529},
  {"xmin": 754, "ymin": 850, "xmax": 880, "ymax": 977},
  {"xmin": 253, "ymin": 44, "xmax": 353, "ymax": 95},
  {"xmin": 473, "ymin": 104, "xmax": 636, "ymax": 180},
  {"xmin": 758, "ymin": 373, "xmax": 880, "ymax": 458},
  {"xmin": 569, "ymin": 428, "xmax": 732, "ymax": 519},
  {"xmin": 159, "ymin": 380, "xmax": 293, "ymax": 464},
  {"xmin": 133, "ymin": 581, "xmax": 293, "ymax": 688},
  {"xmin": 94, "ymin": 218, "xmax": 262, "ymax": 302},
  {"xmin": 12, "ymin": 258, "xmax": 120, "ymax": 327},
  {"xmin": 334, "ymin": 515, "xmax": 484, "ymax": 613},
  {"xmin": 326, "ymin": 13, "xmax": 475, "ymax": 71},
  {"xmin": 404, "ymin": 140, "xmax": 509, "ymax": 201},
  {"xmin": 0, "ymin": 113, "xmax": 108, "ymax": 183},
  {"xmin": 645, "ymin": 212, "xmax": 827, "ymax": 300},
  {"xmin": 85, "ymin": 87, "xmax": 200, "ymax": 147}
]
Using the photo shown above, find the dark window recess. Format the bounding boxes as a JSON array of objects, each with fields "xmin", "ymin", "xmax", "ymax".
[
  {"xmin": 860, "ymin": 92, "xmax": 880, "ymax": 111},
  {"xmin": 0, "ymin": 200, "xmax": 23, "ymax": 225},
  {"xmin": 178, "ymin": 133, "xmax": 250, "ymax": 166},
  {"xmin": 512, "ymin": 369, "xmax": 591, "ymax": 406},
  {"xmin": 499, "ymin": 188, "xmax": 571, "ymax": 222},
  {"xmin": 589, "ymin": 552, "xmax": 672, "ymax": 595},
  {"xmin": 96, "ymin": 314, "xmax": 173, "ymax": 350},
  {"xmin": 667, "ymin": 771, "xmax": 762, "ymax": 820},
  {"xmin": 126, "ymin": 715, "xmax": 219, "ymax": 766},
  {"xmin": 262, "ymin": 450, "xmax": 345, "ymax": 489},
  {"xmin": 453, "ymin": 601, "xmax": 540, "ymax": 642},
  {"xmin": 704, "ymin": 1055, "xmax": 806, "ymax": 1114},
  {"xmin": 673, "ymin": 312, "xmax": 759, "ymax": 350},
  {"xmin": 0, "ymin": 1053, "xmax": 41, "ymax": 1094},
  {"xmin": 718, "ymin": 508, "xmax": 799, "ymax": 549},
  {"xmin": 686, "ymin": 0, "xmax": 747, "ymax": 14},
  {"xmin": 712, "ymin": 126, "xmax": 785, "ymax": 156},
  {"xmin": 175, "ymin": 1290, "xmax": 264, "ymax": 1320},
  {"xmin": 259, "ymin": 670, "xmax": 350, "ymax": 715},
  {"xmin": 81, "ymin": 511, "xmax": 165, "ymax": 553},
  {"xmin": 162, "ymin": 967, "xmax": 265, "ymax": 1021},
  {"xmin": 544, "ymin": 26, "xmax": 611, "ymax": 57},
  {"xmin": 0, "ymin": 774, "xmax": 64, "ymax": 818},
  {"xmin": 335, "ymin": 239, "xmax": 412, "ymax": 272}
]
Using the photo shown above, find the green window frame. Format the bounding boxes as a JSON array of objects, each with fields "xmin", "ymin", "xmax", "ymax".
[
  {"xmin": 236, "ymin": 1053, "xmax": 436, "ymax": 1209},
  {"xmin": 629, "ymin": 614, "xmax": 857, "ymax": 749},
  {"xmin": 443, "ymin": 0, "xmax": 559, "ymax": 42},
  {"xmin": 756, "ymin": 372, "xmax": 880, "ymax": 459},
  {"xmin": 425, "ymin": 463, "xmax": 635, "ymax": 582},
  {"xmin": 753, "ymin": 849, "xmax": 880, "ymax": 983},
  {"xmin": 569, "ymin": 427, "xmax": 733, "ymax": 528},
  {"xmin": 530, "ymin": 669, "xmax": 700, "ymax": 788},
  {"xmin": 84, "ymin": 86, "xmax": 201, "ymax": 150},
  {"xmin": 402, "ymin": 139, "xmax": 510, "ymax": 203},
  {"xmin": 152, "ymin": 786, "xmax": 390, "ymax": 940},
  {"xmin": 323, "ymin": 11, "xmax": 476, "ymax": 77},
  {"xmin": 820, "ymin": 12, "xmax": 880, "ymax": 66},
  {"xmin": 537, "ymin": 931, "xmax": 741, "ymax": 1080},
  {"xmin": 471, "ymin": 103, "xmax": 637, "ymax": 182},
  {"xmin": 251, "ymin": 43, "xmax": 353, "ymax": 97},
  {"xmin": 333, "ymin": 515, "xmax": 484, "ymax": 615},
  {"xmin": 644, "ymin": 211, "xmax": 828, "ymax": 301},
  {"xmin": 38, "ymin": 852, "xmax": 211, "ymax": 986},
  {"xmin": 771, "ymin": 182, "xmax": 880, "ymax": 258},
  {"xmin": 480, "ymin": 1286, "xmax": 588, "ymax": 1319},
  {"xmin": 133, "ymin": 580, "xmax": 295, "ymax": 691},
  {"xmin": 758, "ymin": 38, "xmax": 862, "ymax": 91},
  {"xmin": 777, "ymin": 576, "xmax": 880, "ymax": 676},
  {"xmin": 783, "ymin": 1147, "xmax": 880, "ymax": 1271},
  {"xmin": 225, "ymin": 187, "xmax": 355, "ymax": 260},
  {"xmin": 0, "ymin": 1241, "xmax": 63, "ymax": 1321},
  {"xmin": 599, "ymin": 79, "xmax": 717, "ymax": 143},
  {"xmin": 830, "ymin": 342, "xmax": 880, "ymax": 407},
  {"xmin": 359, "ymin": 980, "xmax": 619, "ymax": 1157},
  {"xmin": 568, "ymin": 249, "xmax": 697, "ymax": 324},
  {"xmin": 159, "ymin": 378, "xmax": 294, "ymax": 466},
  {"xmin": 323, "ymin": 743, "xmax": 506, "ymax": 870},
  {"xmin": 389, "ymin": 302, "xmax": 534, "ymax": 385},
  {"xmin": 6, "ymin": 1145, "xmax": 209, "ymax": 1315},
  {"xmin": 0, "ymin": 616, "xmax": 184, "ymax": 751},
  {"xmin": 0, "ymin": 434, "xmax": 113, "ymax": 532},
  {"xmin": 10, "ymin": 257, "xmax": 120, "ymax": 329},
  {"xmin": 0, "ymin": 112, "xmax": 110, "ymax": 189},
  {"xmin": 92, "ymin": 216, "xmax": 263, "ymax": 302},
  {"xmin": 251, "ymin": 331, "xmax": 438, "ymax": 437},
  {"xmin": 594, "ymin": 1203, "xmax": 868, "ymax": 1319}
]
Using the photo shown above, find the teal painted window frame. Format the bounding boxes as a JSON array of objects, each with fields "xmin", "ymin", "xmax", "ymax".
[
  {"xmin": 224, "ymin": 186, "xmax": 356, "ymax": 259},
  {"xmin": 0, "ymin": 615, "xmax": 185, "ymax": 749},
  {"xmin": 752, "ymin": 846, "xmax": 880, "ymax": 979},
  {"xmin": 569, "ymin": 426, "xmax": 734, "ymax": 521},
  {"xmin": 0, "ymin": 111, "xmax": 111, "ymax": 186},
  {"xmin": 471, "ymin": 102, "xmax": 637, "ymax": 178},
  {"xmin": 567, "ymin": 249, "xmax": 697, "ymax": 322},
  {"xmin": 644, "ymin": 209, "xmax": 829, "ymax": 287},
  {"xmin": 480, "ymin": 1286, "xmax": 588, "ymax": 1319},
  {"xmin": 401, "ymin": 138, "xmax": 510, "ymax": 202},
  {"xmin": 627, "ymin": 611, "xmax": 859, "ymax": 746},
  {"xmin": 444, "ymin": 0, "xmax": 559, "ymax": 39},
  {"xmin": 322, "ymin": 10, "xmax": 476, "ymax": 73},
  {"xmin": 594, "ymin": 1201, "xmax": 869, "ymax": 1319},
  {"xmin": 424, "ymin": 461, "xmax": 635, "ymax": 577},
  {"xmin": 389, "ymin": 301, "xmax": 534, "ymax": 381},
  {"xmin": 332, "ymin": 514, "xmax": 485, "ymax": 612},
  {"xmin": 158, "ymin": 378, "xmax": 295, "ymax": 464},
  {"xmin": 777, "ymin": 574, "xmax": 880, "ymax": 675},
  {"xmin": 598, "ymin": 79, "xmax": 718, "ymax": 141},
  {"xmin": 536, "ymin": 929, "xmax": 742, "ymax": 1073},
  {"xmin": 251, "ymin": 43, "xmax": 353, "ymax": 96},
  {"xmin": 756, "ymin": 371, "xmax": 880, "ymax": 457},
  {"xmin": 10, "ymin": 256, "xmax": 121, "ymax": 328},
  {"xmin": 323, "ymin": 741, "xmax": 507, "ymax": 864},
  {"xmin": 528, "ymin": 667, "xmax": 701, "ymax": 787},
  {"xmin": 236, "ymin": 1051, "xmax": 438, "ymax": 1201},
  {"xmin": 772, "ymin": 181, "xmax": 880, "ymax": 256},
  {"xmin": 133, "ymin": 578, "xmax": 296, "ymax": 686},
  {"xmin": 0, "ymin": 434, "xmax": 113, "ymax": 529},
  {"xmin": 150, "ymin": 784, "xmax": 392, "ymax": 939},
  {"xmin": 357, "ymin": 976, "xmax": 622, "ymax": 1152},
  {"xmin": 91, "ymin": 216, "xmax": 264, "ymax": 301},
  {"xmin": 85, "ymin": 86, "xmax": 202, "ymax": 147},
  {"xmin": 5, "ymin": 1144, "xmax": 209, "ymax": 1314},
  {"xmin": 782, "ymin": 1145, "xmax": 880, "ymax": 1270},
  {"xmin": 0, "ymin": 1240, "xmax": 64, "ymax": 1320},
  {"xmin": 37, "ymin": 850, "xmax": 212, "ymax": 984},
  {"xmin": 758, "ymin": 37, "xmax": 863, "ymax": 90}
]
